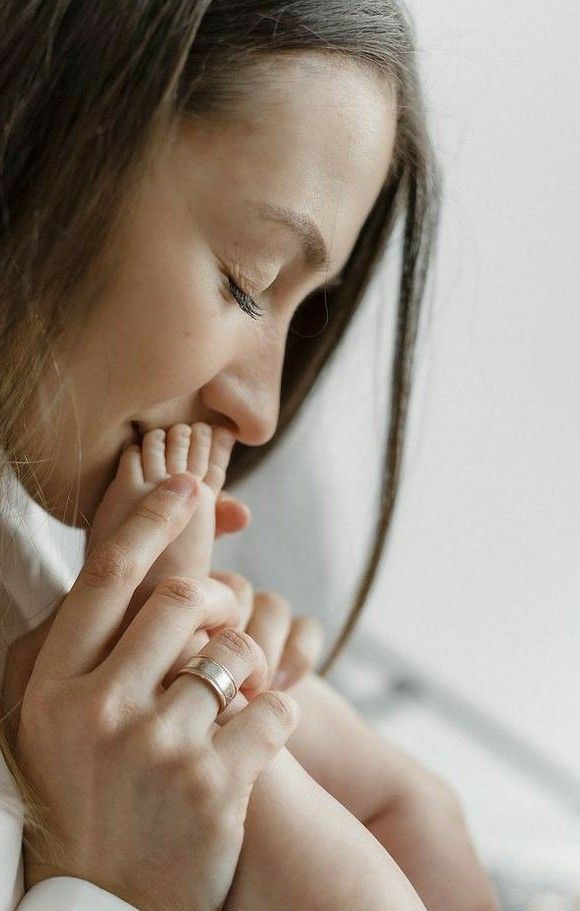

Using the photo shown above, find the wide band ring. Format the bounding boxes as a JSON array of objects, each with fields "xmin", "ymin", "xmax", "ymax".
[{"xmin": 173, "ymin": 656, "xmax": 238, "ymax": 713}]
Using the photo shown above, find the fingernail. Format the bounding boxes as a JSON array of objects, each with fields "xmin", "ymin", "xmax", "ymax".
[
  {"xmin": 163, "ymin": 473, "xmax": 198, "ymax": 500},
  {"xmin": 272, "ymin": 669, "xmax": 289, "ymax": 689}
]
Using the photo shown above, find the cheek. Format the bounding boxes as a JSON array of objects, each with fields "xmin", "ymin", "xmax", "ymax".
[
  {"xmin": 86, "ymin": 212, "xmax": 231, "ymax": 410},
  {"xmin": 120, "ymin": 301, "xmax": 228, "ymax": 407}
]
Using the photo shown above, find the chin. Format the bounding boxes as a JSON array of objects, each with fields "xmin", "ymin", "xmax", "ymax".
[{"xmin": 43, "ymin": 456, "xmax": 115, "ymax": 529}]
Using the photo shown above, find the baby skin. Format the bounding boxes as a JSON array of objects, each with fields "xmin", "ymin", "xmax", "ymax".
[
  {"xmin": 88, "ymin": 423, "xmax": 234, "ymax": 651},
  {"xmin": 88, "ymin": 422, "xmax": 425, "ymax": 911}
]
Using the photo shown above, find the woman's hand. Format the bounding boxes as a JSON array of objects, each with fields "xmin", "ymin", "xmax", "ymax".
[
  {"xmin": 211, "ymin": 570, "xmax": 326, "ymax": 692},
  {"xmin": 9, "ymin": 474, "xmax": 300, "ymax": 911},
  {"xmin": 1, "ymin": 489, "xmax": 260, "ymax": 740},
  {"xmin": 162, "ymin": 568, "xmax": 326, "ymax": 701}
]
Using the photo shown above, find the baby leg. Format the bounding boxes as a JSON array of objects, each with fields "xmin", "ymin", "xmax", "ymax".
[{"xmin": 224, "ymin": 746, "xmax": 426, "ymax": 911}]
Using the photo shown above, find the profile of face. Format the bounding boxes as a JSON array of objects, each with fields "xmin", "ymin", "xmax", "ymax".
[{"xmin": 22, "ymin": 54, "xmax": 397, "ymax": 526}]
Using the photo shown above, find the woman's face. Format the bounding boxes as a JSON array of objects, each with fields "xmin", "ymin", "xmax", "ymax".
[{"xmin": 21, "ymin": 55, "xmax": 397, "ymax": 526}]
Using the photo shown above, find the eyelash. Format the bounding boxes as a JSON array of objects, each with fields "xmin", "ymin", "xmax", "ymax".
[
  {"xmin": 227, "ymin": 276, "xmax": 264, "ymax": 321},
  {"xmin": 226, "ymin": 272, "xmax": 345, "ymax": 322}
]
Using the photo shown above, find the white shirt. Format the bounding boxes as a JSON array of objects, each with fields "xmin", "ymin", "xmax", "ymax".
[{"xmin": 0, "ymin": 464, "xmax": 139, "ymax": 910}]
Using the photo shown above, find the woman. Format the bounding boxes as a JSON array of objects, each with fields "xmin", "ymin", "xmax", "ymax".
[{"xmin": 0, "ymin": 1, "xmax": 500, "ymax": 909}]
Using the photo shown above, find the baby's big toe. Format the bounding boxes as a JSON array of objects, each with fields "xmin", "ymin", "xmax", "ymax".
[
  {"xmin": 186, "ymin": 422, "xmax": 213, "ymax": 479},
  {"xmin": 204, "ymin": 426, "xmax": 236, "ymax": 495}
]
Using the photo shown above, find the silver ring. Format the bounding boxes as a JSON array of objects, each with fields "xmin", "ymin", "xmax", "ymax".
[{"xmin": 173, "ymin": 656, "xmax": 238, "ymax": 713}]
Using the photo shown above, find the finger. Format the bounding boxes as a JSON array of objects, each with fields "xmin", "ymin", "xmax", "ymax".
[
  {"xmin": 98, "ymin": 576, "xmax": 242, "ymax": 696},
  {"xmin": 34, "ymin": 473, "xmax": 200, "ymax": 680},
  {"xmin": 213, "ymin": 688, "xmax": 301, "ymax": 784},
  {"xmin": 158, "ymin": 628, "xmax": 270, "ymax": 736},
  {"xmin": 158, "ymin": 571, "xmax": 255, "ymax": 691},
  {"xmin": 243, "ymin": 592, "xmax": 292, "ymax": 688},
  {"xmin": 272, "ymin": 617, "xmax": 326, "ymax": 689},
  {"xmin": 209, "ymin": 570, "xmax": 254, "ymax": 631},
  {"xmin": 215, "ymin": 495, "xmax": 252, "ymax": 538}
]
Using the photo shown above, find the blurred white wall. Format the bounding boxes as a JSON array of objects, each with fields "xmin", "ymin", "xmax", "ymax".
[{"xmin": 215, "ymin": 0, "xmax": 580, "ymax": 782}]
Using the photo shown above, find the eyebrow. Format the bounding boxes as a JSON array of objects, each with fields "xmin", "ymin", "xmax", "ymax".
[{"xmin": 250, "ymin": 201, "xmax": 334, "ymax": 274}]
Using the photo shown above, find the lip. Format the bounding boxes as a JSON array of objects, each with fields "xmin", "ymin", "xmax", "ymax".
[
  {"xmin": 132, "ymin": 420, "xmax": 170, "ymax": 438},
  {"xmin": 131, "ymin": 419, "xmax": 237, "ymax": 444}
]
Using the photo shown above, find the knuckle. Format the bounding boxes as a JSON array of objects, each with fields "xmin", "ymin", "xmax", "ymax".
[
  {"xmin": 261, "ymin": 689, "xmax": 297, "ymax": 724},
  {"xmin": 289, "ymin": 648, "xmax": 312, "ymax": 678},
  {"xmin": 135, "ymin": 499, "xmax": 174, "ymax": 526},
  {"xmin": 223, "ymin": 571, "xmax": 252, "ymax": 598},
  {"xmin": 258, "ymin": 590, "xmax": 291, "ymax": 621},
  {"xmin": 183, "ymin": 750, "xmax": 226, "ymax": 804},
  {"xmin": 156, "ymin": 575, "xmax": 204, "ymax": 611},
  {"xmin": 259, "ymin": 590, "xmax": 290, "ymax": 611},
  {"xmin": 81, "ymin": 541, "xmax": 133, "ymax": 588},
  {"xmin": 83, "ymin": 681, "xmax": 125, "ymax": 741},
  {"xmin": 214, "ymin": 573, "xmax": 252, "ymax": 619},
  {"xmin": 216, "ymin": 627, "xmax": 259, "ymax": 663},
  {"xmin": 30, "ymin": 679, "xmax": 120, "ymax": 746},
  {"xmin": 282, "ymin": 637, "xmax": 313, "ymax": 674},
  {"xmin": 131, "ymin": 716, "xmax": 183, "ymax": 767}
]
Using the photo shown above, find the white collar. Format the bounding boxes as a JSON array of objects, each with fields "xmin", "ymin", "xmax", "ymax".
[{"xmin": 0, "ymin": 460, "xmax": 83, "ymax": 630}]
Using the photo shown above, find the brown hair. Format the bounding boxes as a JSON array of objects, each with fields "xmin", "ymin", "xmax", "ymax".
[{"xmin": 0, "ymin": 0, "xmax": 442, "ymax": 852}]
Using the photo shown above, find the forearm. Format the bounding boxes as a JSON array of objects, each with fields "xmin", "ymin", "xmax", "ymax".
[{"xmin": 224, "ymin": 746, "xmax": 426, "ymax": 911}]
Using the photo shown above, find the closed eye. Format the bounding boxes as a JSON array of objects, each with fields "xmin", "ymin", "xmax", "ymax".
[
  {"xmin": 226, "ymin": 275, "xmax": 264, "ymax": 320},
  {"xmin": 226, "ymin": 269, "xmax": 344, "ymax": 322}
]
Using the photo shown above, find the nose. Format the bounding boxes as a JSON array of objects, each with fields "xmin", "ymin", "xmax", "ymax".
[{"xmin": 199, "ymin": 330, "xmax": 286, "ymax": 448}]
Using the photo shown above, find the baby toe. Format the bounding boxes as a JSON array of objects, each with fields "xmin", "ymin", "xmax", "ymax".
[
  {"xmin": 187, "ymin": 422, "xmax": 212, "ymax": 478},
  {"xmin": 116, "ymin": 444, "xmax": 144, "ymax": 487},
  {"xmin": 205, "ymin": 426, "xmax": 236, "ymax": 494},
  {"xmin": 141, "ymin": 428, "xmax": 168, "ymax": 483},
  {"xmin": 165, "ymin": 423, "xmax": 192, "ymax": 475}
]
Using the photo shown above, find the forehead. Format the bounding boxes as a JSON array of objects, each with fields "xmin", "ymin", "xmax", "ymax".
[{"xmin": 164, "ymin": 54, "xmax": 398, "ymax": 270}]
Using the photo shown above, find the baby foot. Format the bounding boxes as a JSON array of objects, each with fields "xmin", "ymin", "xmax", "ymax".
[{"xmin": 89, "ymin": 422, "xmax": 236, "ymax": 598}]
